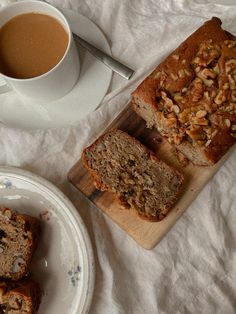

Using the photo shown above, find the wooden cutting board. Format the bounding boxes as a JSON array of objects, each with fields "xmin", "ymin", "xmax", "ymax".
[{"xmin": 68, "ymin": 103, "xmax": 231, "ymax": 249}]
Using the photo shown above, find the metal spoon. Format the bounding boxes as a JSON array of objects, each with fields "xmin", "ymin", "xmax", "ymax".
[{"xmin": 41, "ymin": 0, "xmax": 134, "ymax": 79}]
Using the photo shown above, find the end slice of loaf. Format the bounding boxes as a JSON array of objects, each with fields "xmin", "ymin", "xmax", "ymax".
[
  {"xmin": 82, "ymin": 129, "xmax": 184, "ymax": 221},
  {"xmin": 132, "ymin": 17, "xmax": 236, "ymax": 166},
  {"xmin": 0, "ymin": 278, "xmax": 41, "ymax": 314},
  {"xmin": 0, "ymin": 207, "xmax": 40, "ymax": 281}
]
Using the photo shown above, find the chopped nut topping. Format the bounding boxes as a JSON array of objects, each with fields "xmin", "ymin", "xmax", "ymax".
[
  {"xmin": 172, "ymin": 54, "xmax": 179, "ymax": 60},
  {"xmin": 197, "ymin": 140, "xmax": 205, "ymax": 146},
  {"xmin": 191, "ymin": 78, "xmax": 204, "ymax": 102},
  {"xmin": 172, "ymin": 133, "xmax": 183, "ymax": 145},
  {"xmin": 225, "ymin": 119, "xmax": 231, "ymax": 127},
  {"xmin": 191, "ymin": 117, "xmax": 209, "ymax": 126},
  {"xmin": 196, "ymin": 110, "xmax": 207, "ymax": 118},
  {"xmin": 211, "ymin": 129, "xmax": 218, "ymax": 138},
  {"xmin": 170, "ymin": 73, "xmax": 178, "ymax": 81},
  {"xmin": 166, "ymin": 117, "xmax": 177, "ymax": 128},
  {"xmin": 231, "ymin": 90, "xmax": 236, "ymax": 102},
  {"xmin": 228, "ymin": 75, "xmax": 236, "ymax": 90},
  {"xmin": 214, "ymin": 90, "xmax": 227, "ymax": 105},
  {"xmin": 160, "ymin": 91, "xmax": 174, "ymax": 110},
  {"xmin": 186, "ymin": 126, "xmax": 206, "ymax": 140},
  {"xmin": 201, "ymin": 68, "xmax": 217, "ymax": 79},
  {"xmin": 223, "ymin": 82, "xmax": 230, "ymax": 90},
  {"xmin": 225, "ymin": 59, "xmax": 236, "ymax": 74},
  {"xmin": 1, "ymin": 208, "xmax": 12, "ymax": 219},
  {"xmin": 184, "ymin": 69, "xmax": 192, "ymax": 77},
  {"xmin": 154, "ymin": 71, "xmax": 167, "ymax": 88},
  {"xmin": 213, "ymin": 64, "xmax": 220, "ymax": 75},
  {"xmin": 178, "ymin": 111, "xmax": 189, "ymax": 124},
  {"xmin": 173, "ymin": 93, "xmax": 183, "ymax": 101},
  {"xmin": 173, "ymin": 105, "xmax": 180, "ymax": 114},
  {"xmin": 224, "ymin": 103, "xmax": 234, "ymax": 113},
  {"xmin": 203, "ymin": 79, "xmax": 214, "ymax": 87},
  {"xmin": 204, "ymin": 91, "xmax": 210, "ymax": 101},
  {"xmin": 154, "ymin": 39, "xmax": 236, "ymax": 147},
  {"xmin": 192, "ymin": 40, "xmax": 221, "ymax": 67},
  {"xmin": 178, "ymin": 69, "xmax": 185, "ymax": 78},
  {"xmin": 192, "ymin": 56, "xmax": 201, "ymax": 64},
  {"xmin": 154, "ymin": 72, "xmax": 161, "ymax": 79},
  {"xmin": 205, "ymin": 139, "xmax": 212, "ymax": 147},
  {"xmin": 225, "ymin": 40, "xmax": 236, "ymax": 49},
  {"xmin": 231, "ymin": 132, "xmax": 236, "ymax": 139}
]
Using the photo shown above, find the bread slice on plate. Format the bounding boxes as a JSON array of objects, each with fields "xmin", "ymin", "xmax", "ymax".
[
  {"xmin": 132, "ymin": 17, "xmax": 236, "ymax": 166},
  {"xmin": 0, "ymin": 207, "xmax": 40, "ymax": 281},
  {"xmin": 0, "ymin": 278, "xmax": 41, "ymax": 314},
  {"xmin": 82, "ymin": 129, "xmax": 184, "ymax": 221}
]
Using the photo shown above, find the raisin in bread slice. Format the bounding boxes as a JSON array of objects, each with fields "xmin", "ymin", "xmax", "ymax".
[
  {"xmin": 0, "ymin": 279, "xmax": 41, "ymax": 314},
  {"xmin": 82, "ymin": 129, "xmax": 184, "ymax": 221},
  {"xmin": 0, "ymin": 207, "xmax": 40, "ymax": 281},
  {"xmin": 132, "ymin": 17, "xmax": 236, "ymax": 166}
]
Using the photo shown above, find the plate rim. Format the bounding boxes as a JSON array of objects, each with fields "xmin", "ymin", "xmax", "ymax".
[{"xmin": 0, "ymin": 165, "xmax": 95, "ymax": 314}]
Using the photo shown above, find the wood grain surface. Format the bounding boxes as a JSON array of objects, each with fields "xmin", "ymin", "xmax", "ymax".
[{"xmin": 68, "ymin": 103, "xmax": 231, "ymax": 249}]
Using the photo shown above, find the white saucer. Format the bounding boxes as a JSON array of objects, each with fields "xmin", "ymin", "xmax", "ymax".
[
  {"xmin": 0, "ymin": 166, "xmax": 95, "ymax": 314},
  {"xmin": 0, "ymin": 8, "xmax": 112, "ymax": 129}
]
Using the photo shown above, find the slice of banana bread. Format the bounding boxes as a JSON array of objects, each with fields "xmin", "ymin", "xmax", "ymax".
[
  {"xmin": 82, "ymin": 129, "xmax": 184, "ymax": 221},
  {"xmin": 0, "ymin": 207, "xmax": 40, "ymax": 281},
  {"xmin": 0, "ymin": 279, "xmax": 41, "ymax": 314}
]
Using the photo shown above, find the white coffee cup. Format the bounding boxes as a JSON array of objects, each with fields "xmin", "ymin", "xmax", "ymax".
[{"xmin": 0, "ymin": 0, "xmax": 80, "ymax": 101}]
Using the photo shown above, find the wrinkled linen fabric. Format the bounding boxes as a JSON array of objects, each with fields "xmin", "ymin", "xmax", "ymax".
[{"xmin": 0, "ymin": 0, "xmax": 236, "ymax": 313}]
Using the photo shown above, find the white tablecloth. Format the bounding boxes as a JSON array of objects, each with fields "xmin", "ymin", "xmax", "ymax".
[{"xmin": 0, "ymin": 0, "xmax": 236, "ymax": 313}]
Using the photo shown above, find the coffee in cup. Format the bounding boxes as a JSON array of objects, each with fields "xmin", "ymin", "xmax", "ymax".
[
  {"xmin": 0, "ymin": 0, "xmax": 80, "ymax": 101},
  {"xmin": 0, "ymin": 12, "xmax": 69, "ymax": 79}
]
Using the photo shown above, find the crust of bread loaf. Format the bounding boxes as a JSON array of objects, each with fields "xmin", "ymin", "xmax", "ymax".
[
  {"xmin": 132, "ymin": 17, "xmax": 236, "ymax": 166},
  {"xmin": 82, "ymin": 129, "xmax": 184, "ymax": 221}
]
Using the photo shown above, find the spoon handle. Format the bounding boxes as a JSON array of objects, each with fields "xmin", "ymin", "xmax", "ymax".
[
  {"xmin": 73, "ymin": 34, "xmax": 134, "ymax": 80},
  {"xmin": 41, "ymin": 0, "xmax": 134, "ymax": 79}
]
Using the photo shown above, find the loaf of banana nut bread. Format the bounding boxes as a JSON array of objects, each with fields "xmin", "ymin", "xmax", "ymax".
[
  {"xmin": 0, "ymin": 279, "xmax": 41, "ymax": 314},
  {"xmin": 82, "ymin": 129, "xmax": 184, "ymax": 221},
  {"xmin": 132, "ymin": 17, "xmax": 236, "ymax": 166},
  {"xmin": 0, "ymin": 207, "xmax": 40, "ymax": 281}
]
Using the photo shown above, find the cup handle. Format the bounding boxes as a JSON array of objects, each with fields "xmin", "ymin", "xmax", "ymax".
[{"xmin": 0, "ymin": 77, "xmax": 11, "ymax": 94}]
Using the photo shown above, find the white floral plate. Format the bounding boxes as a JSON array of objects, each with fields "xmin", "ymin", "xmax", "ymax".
[{"xmin": 0, "ymin": 166, "xmax": 94, "ymax": 314}]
